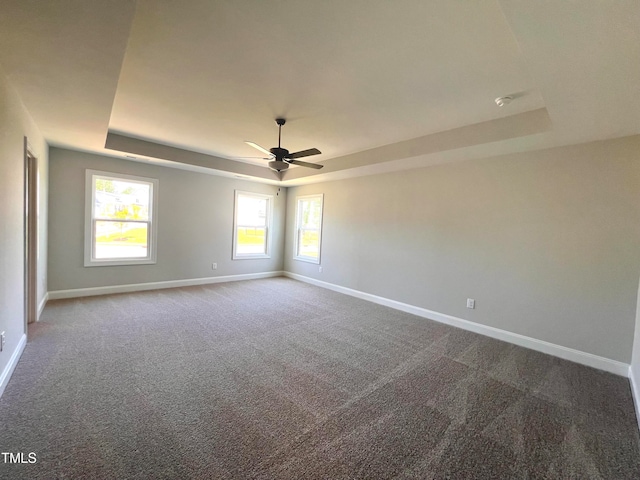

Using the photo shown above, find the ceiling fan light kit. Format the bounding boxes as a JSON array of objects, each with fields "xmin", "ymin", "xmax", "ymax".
[
  {"xmin": 268, "ymin": 160, "xmax": 289, "ymax": 171},
  {"xmin": 245, "ymin": 118, "xmax": 323, "ymax": 172}
]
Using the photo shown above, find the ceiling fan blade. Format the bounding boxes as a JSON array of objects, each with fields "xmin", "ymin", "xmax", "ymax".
[
  {"xmin": 245, "ymin": 141, "xmax": 274, "ymax": 157},
  {"xmin": 286, "ymin": 159, "xmax": 323, "ymax": 169},
  {"xmin": 229, "ymin": 156, "xmax": 272, "ymax": 161},
  {"xmin": 287, "ymin": 148, "xmax": 321, "ymax": 159}
]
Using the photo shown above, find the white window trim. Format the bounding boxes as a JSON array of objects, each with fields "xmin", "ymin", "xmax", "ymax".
[
  {"xmin": 84, "ymin": 169, "xmax": 159, "ymax": 267},
  {"xmin": 232, "ymin": 190, "xmax": 273, "ymax": 260},
  {"xmin": 294, "ymin": 193, "xmax": 324, "ymax": 264}
]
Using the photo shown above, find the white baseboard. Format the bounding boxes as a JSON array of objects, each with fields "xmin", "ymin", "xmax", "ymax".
[
  {"xmin": 48, "ymin": 271, "xmax": 285, "ymax": 300},
  {"xmin": 0, "ymin": 333, "xmax": 27, "ymax": 399},
  {"xmin": 284, "ymin": 272, "xmax": 630, "ymax": 377},
  {"xmin": 37, "ymin": 292, "xmax": 48, "ymax": 320}
]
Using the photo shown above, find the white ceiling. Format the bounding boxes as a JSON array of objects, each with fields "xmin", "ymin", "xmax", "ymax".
[{"xmin": 1, "ymin": 1, "xmax": 639, "ymax": 185}]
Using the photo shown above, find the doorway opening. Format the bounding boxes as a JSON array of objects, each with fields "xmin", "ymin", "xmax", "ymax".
[{"xmin": 24, "ymin": 139, "xmax": 38, "ymax": 328}]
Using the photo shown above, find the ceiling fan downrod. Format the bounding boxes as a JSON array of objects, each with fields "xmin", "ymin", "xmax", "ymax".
[{"xmin": 276, "ymin": 118, "xmax": 285, "ymax": 148}]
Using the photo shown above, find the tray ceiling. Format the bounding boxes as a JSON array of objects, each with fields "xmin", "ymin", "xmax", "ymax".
[{"xmin": 1, "ymin": 1, "xmax": 638, "ymax": 184}]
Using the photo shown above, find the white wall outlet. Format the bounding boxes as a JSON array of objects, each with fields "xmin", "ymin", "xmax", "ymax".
[
  {"xmin": 0, "ymin": 331, "xmax": 5, "ymax": 352},
  {"xmin": 319, "ymin": 266, "xmax": 323, "ymax": 273},
  {"xmin": 212, "ymin": 263, "xmax": 217, "ymax": 270},
  {"xmin": 466, "ymin": 298, "xmax": 475, "ymax": 309}
]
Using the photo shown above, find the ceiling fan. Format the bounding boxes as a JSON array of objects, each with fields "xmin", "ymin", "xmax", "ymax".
[{"xmin": 245, "ymin": 118, "xmax": 323, "ymax": 172}]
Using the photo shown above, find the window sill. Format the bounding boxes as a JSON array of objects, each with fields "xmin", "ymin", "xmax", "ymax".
[
  {"xmin": 84, "ymin": 258, "xmax": 157, "ymax": 267},
  {"xmin": 293, "ymin": 256, "xmax": 320, "ymax": 265},
  {"xmin": 232, "ymin": 254, "xmax": 271, "ymax": 260}
]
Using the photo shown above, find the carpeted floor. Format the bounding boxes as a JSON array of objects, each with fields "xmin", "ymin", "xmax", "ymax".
[{"xmin": 1, "ymin": 277, "xmax": 639, "ymax": 479}]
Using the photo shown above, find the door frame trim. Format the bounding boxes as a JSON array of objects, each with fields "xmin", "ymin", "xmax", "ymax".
[{"xmin": 23, "ymin": 137, "xmax": 38, "ymax": 327}]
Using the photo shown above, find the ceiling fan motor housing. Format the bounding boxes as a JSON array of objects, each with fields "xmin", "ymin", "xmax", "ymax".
[{"xmin": 270, "ymin": 147, "xmax": 289, "ymax": 159}]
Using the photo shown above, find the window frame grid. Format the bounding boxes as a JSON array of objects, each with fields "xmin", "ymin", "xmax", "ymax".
[
  {"xmin": 294, "ymin": 193, "xmax": 324, "ymax": 264},
  {"xmin": 232, "ymin": 190, "xmax": 273, "ymax": 260},
  {"xmin": 84, "ymin": 170, "xmax": 159, "ymax": 267}
]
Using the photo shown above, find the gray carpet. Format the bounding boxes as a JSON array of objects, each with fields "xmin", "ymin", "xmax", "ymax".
[{"xmin": 1, "ymin": 277, "xmax": 639, "ymax": 479}]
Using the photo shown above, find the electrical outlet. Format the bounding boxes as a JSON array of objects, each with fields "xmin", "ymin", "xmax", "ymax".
[
  {"xmin": 0, "ymin": 331, "xmax": 5, "ymax": 352},
  {"xmin": 466, "ymin": 298, "xmax": 475, "ymax": 309},
  {"xmin": 212, "ymin": 263, "xmax": 217, "ymax": 270},
  {"xmin": 319, "ymin": 266, "xmax": 323, "ymax": 273}
]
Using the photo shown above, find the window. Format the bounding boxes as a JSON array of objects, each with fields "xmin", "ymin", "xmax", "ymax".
[
  {"xmin": 84, "ymin": 170, "xmax": 158, "ymax": 266},
  {"xmin": 233, "ymin": 191, "xmax": 272, "ymax": 259},
  {"xmin": 294, "ymin": 194, "xmax": 323, "ymax": 264}
]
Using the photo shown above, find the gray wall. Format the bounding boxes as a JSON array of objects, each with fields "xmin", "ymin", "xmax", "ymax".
[
  {"xmin": 285, "ymin": 136, "xmax": 640, "ymax": 363},
  {"xmin": 48, "ymin": 148, "xmax": 285, "ymax": 291},
  {"xmin": 0, "ymin": 68, "xmax": 48, "ymax": 376}
]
